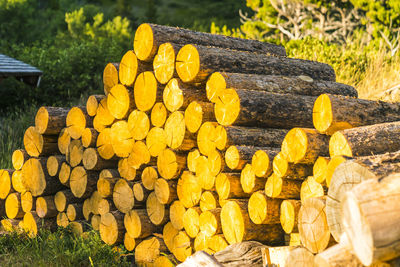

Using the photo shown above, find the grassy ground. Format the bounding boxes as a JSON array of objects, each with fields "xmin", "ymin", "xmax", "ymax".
[{"xmin": 0, "ymin": 226, "xmax": 133, "ymax": 266}]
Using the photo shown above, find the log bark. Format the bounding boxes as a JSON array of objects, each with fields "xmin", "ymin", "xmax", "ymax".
[
  {"xmin": 342, "ymin": 173, "xmax": 400, "ymax": 266},
  {"xmin": 313, "ymin": 93, "xmax": 400, "ymax": 135},
  {"xmin": 35, "ymin": 106, "xmax": 69, "ymax": 135},
  {"xmin": 215, "ymin": 89, "xmax": 316, "ymax": 128},
  {"xmin": 220, "ymin": 199, "xmax": 284, "ymax": 245},
  {"xmin": 133, "ymin": 23, "xmax": 286, "ymax": 62},
  {"xmin": 265, "ymin": 174, "xmax": 302, "ymax": 199},
  {"xmin": 175, "ymin": 44, "xmax": 333, "ymax": 83},
  {"xmin": 330, "ymin": 121, "xmax": 400, "ymax": 158},
  {"xmin": 247, "ymin": 191, "xmax": 282, "ymax": 225},
  {"xmin": 205, "ymin": 72, "xmax": 356, "ymax": 103}
]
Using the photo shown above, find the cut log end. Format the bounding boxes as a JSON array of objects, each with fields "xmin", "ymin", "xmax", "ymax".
[
  {"xmin": 151, "ymin": 102, "xmax": 167, "ymax": 128},
  {"xmin": 176, "ymin": 44, "xmax": 200, "ymax": 83},
  {"xmin": 134, "ymin": 71, "xmax": 158, "ymax": 112},
  {"xmin": 119, "ymin": 50, "xmax": 138, "ymax": 87},
  {"xmin": 153, "ymin": 42, "xmax": 177, "ymax": 84},
  {"xmin": 103, "ymin": 63, "xmax": 119, "ymax": 95},
  {"xmin": 214, "ymin": 88, "xmax": 240, "ymax": 126}
]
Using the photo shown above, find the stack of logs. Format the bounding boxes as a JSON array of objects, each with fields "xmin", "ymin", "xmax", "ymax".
[{"xmin": 1, "ymin": 23, "xmax": 400, "ymax": 267}]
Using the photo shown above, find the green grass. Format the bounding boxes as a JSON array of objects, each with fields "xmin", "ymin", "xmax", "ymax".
[{"xmin": 0, "ymin": 226, "xmax": 133, "ymax": 266}]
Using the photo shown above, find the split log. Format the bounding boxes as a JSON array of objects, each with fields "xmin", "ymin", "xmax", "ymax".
[
  {"xmin": 0, "ymin": 169, "xmax": 14, "ymax": 199},
  {"xmin": 240, "ymin": 164, "xmax": 265, "ymax": 193},
  {"xmin": 247, "ymin": 191, "xmax": 281, "ymax": 224},
  {"xmin": 21, "ymin": 191, "xmax": 34, "ymax": 213},
  {"xmin": 330, "ymin": 121, "xmax": 400, "ymax": 157},
  {"xmin": 185, "ymin": 101, "xmax": 215, "ymax": 134},
  {"xmin": 176, "ymin": 171, "xmax": 202, "ymax": 208},
  {"xmin": 36, "ymin": 195, "xmax": 57, "ymax": 218},
  {"xmin": 23, "ymin": 211, "xmax": 57, "ymax": 237},
  {"xmin": 58, "ymin": 162, "xmax": 71, "ymax": 186},
  {"xmin": 103, "ymin": 62, "xmax": 119, "ymax": 95},
  {"xmin": 146, "ymin": 191, "xmax": 169, "ymax": 225},
  {"xmin": 265, "ymin": 174, "xmax": 302, "ymax": 199},
  {"xmin": 280, "ymin": 199, "xmax": 301, "ymax": 234},
  {"xmin": 314, "ymin": 156, "xmax": 329, "ymax": 184},
  {"xmin": 342, "ymin": 173, "xmax": 400, "ymax": 265},
  {"xmin": 200, "ymin": 191, "xmax": 219, "ymax": 212},
  {"xmin": 146, "ymin": 127, "xmax": 167, "ymax": 157},
  {"xmin": 298, "ymin": 197, "xmax": 332, "ymax": 253},
  {"xmin": 107, "ymin": 84, "xmax": 134, "ymax": 120},
  {"xmin": 213, "ymin": 241, "xmax": 268, "ymax": 267},
  {"xmin": 133, "ymin": 23, "xmax": 286, "ymax": 62},
  {"xmin": 69, "ymin": 166, "xmax": 97, "ymax": 198},
  {"xmin": 272, "ymin": 152, "xmax": 313, "ymax": 180},
  {"xmin": 169, "ymin": 200, "xmax": 186, "ymax": 230},
  {"xmin": 99, "ymin": 211, "xmax": 124, "ymax": 245},
  {"xmin": 157, "ymin": 148, "xmax": 186, "ymax": 179},
  {"xmin": 151, "ymin": 102, "xmax": 167, "ymax": 128},
  {"xmin": 11, "ymin": 170, "xmax": 25, "ymax": 193},
  {"xmin": 47, "ymin": 155, "xmax": 65, "ymax": 177},
  {"xmin": 86, "ymin": 95, "xmax": 105, "ymax": 117},
  {"xmin": 113, "ymin": 179, "xmax": 134, "ymax": 213},
  {"xmin": 327, "ymin": 152, "xmax": 400, "ymax": 242},
  {"xmin": 300, "ymin": 176, "xmax": 326, "ymax": 203},
  {"xmin": 5, "ymin": 192, "xmax": 24, "ymax": 219},
  {"xmin": 313, "ymin": 93, "xmax": 400, "ymax": 135},
  {"xmin": 58, "ymin": 128, "xmax": 70, "ymax": 155},
  {"xmin": 23, "ymin": 126, "xmax": 58, "ymax": 157},
  {"xmin": 176, "ymin": 44, "xmax": 334, "ymax": 83},
  {"xmin": 281, "ymin": 128, "xmax": 330, "ymax": 164},
  {"xmin": 199, "ymin": 208, "xmax": 222, "ymax": 237},
  {"xmin": 12, "ymin": 149, "xmax": 29, "ymax": 171},
  {"xmin": 215, "ymin": 172, "xmax": 249, "ymax": 200},
  {"xmin": 83, "ymin": 148, "xmax": 117, "ymax": 171},
  {"xmin": 285, "ymin": 247, "xmax": 315, "ymax": 267},
  {"xmin": 206, "ymin": 72, "xmax": 356, "ymax": 103},
  {"xmin": 183, "ymin": 207, "xmax": 201, "ymax": 238},
  {"xmin": 127, "ymin": 109, "xmax": 150, "ymax": 141},
  {"xmin": 54, "ymin": 189, "xmax": 82, "ymax": 212},
  {"xmin": 22, "ymin": 158, "xmax": 65, "ymax": 196},
  {"xmin": 66, "ymin": 139, "xmax": 83, "ymax": 167},
  {"xmin": 153, "ymin": 42, "xmax": 182, "ymax": 84},
  {"xmin": 118, "ymin": 50, "xmax": 151, "ymax": 87},
  {"xmin": 66, "ymin": 203, "xmax": 84, "ymax": 221},
  {"xmin": 124, "ymin": 209, "xmax": 161, "ymax": 239},
  {"xmin": 35, "ymin": 106, "xmax": 69, "ymax": 135},
  {"xmin": 81, "ymin": 128, "xmax": 98, "ymax": 148},
  {"xmin": 214, "ymin": 89, "xmax": 316, "ymax": 128},
  {"xmin": 220, "ymin": 199, "xmax": 284, "ymax": 245},
  {"xmin": 135, "ymin": 236, "xmax": 168, "ymax": 266},
  {"xmin": 134, "ymin": 71, "xmax": 163, "ymax": 112},
  {"xmin": 164, "ymin": 111, "xmax": 196, "ymax": 150},
  {"xmin": 66, "ymin": 106, "xmax": 92, "ymax": 140}
]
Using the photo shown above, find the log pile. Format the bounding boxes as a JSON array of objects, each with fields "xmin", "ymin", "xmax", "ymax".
[{"xmin": 1, "ymin": 22, "xmax": 400, "ymax": 267}]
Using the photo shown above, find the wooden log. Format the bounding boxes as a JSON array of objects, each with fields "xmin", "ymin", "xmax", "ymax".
[
  {"xmin": 215, "ymin": 172, "xmax": 250, "ymax": 200},
  {"xmin": 124, "ymin": 209, "xmax": 161, "ymax": 239},
  {"xmin": 135, "ymin": 236, "xmax": 168, "ymax": 266},
  {"xmin": 301, "ymin": 176, "xmax": 326, "ymax": 204},
  {"xmin": 330, "ymin": 121, "xmax": 400, "ymax": 158},
  {"xmin": 66, "ymin": 106, "xmax": 92, "ymax": 140},
  {"xmin": 36, "ymin": 195, "xmax": 57, "ymax": 218},
  {"xmin": 313, "ymin": 156, "xmax": 329, "ymax": 184},
  {"xmin": 66, "ymin": 139, "xmax": 83, "ymax": 167},
  {"xmin": 22, "ymin": 158, "xmax": 65, "ymax": 196},
  {"xmin": 261, "ymin": 246, "xmax": 296, "ymax": 267},
  {"xmin": 177, "ymin": 171, "xmax": 202, "ymax": 208},
  {"xmin": 327, "ymin": 152, "xmax": 400, "ymax": 242},
  {"xmin": 247, "ymin": 191, "xmax": 282, "ymax": 224},
  {"xmin": 112, "ymin": 179, "xmax": 134, "ymax": 213},
  {"xmin": 0, "ymin": 169, "xmax": 14, "ymax": 199},
  {"xmin": 313, "ymin": 93, "xmax": 400, "ymax": 135},
  {"xmin": 123, "ymin": 233, "xmax": 137, "ymax": 251},
  {"xmin": 200, "ymin": 191, "xmax": 219, "ymax": 212},
  {"xmin": 97, "ymin": 176, "xmax": 119, "ymax": 199},
  {"xmin": 90, "ymin": 191, "xmax": 104, "ymax": 215},
  {"xmin": 97, "ymin": 198, "xmax": 116, "ymax": 215},
  {"xmin": 23, "ymin": 211, "xmax": 57, "ymax": 238},
  {"xmin": 146, "ymin": 191, "xmax": 169, "ymax": 225},
  {"xmin": 220, "ymin": 199, "xmax": 284, "ymax": 245},
  {"xmin": 213, "ymin": 241, "xmax": 267, "ymax": 267},
  {"xmin": 21, "ymin": 191, "xmax": 34, "ymax": 213},
  {"xmin": 207, "ymin": 150, "xmax": 223, "ymax": 177},
  {"xmin": 280, "ymin": 199, "xmax": 301, "ymax": 234},
  {"xmin": 1, "ymin": 218, "xmax": 22, "ymax": 232},
  {"xmin": 141, "ymin": 166, "xmax": 158, "ymax": 190},
  {"xmin": 69, "ymin": 166, "xmax": 97, "ymax": 198},
  {"xmin": 133, "ymin": 182, "xmax": 151, "ymax": 204},
  {"xmin": 164, "ymin": 111, "xmax": 196, "ymax": 151},
  {"xmin": 12, "ymin": 149, "xmax": 29, "ymax": 171},
  {"xmin": 172, "ymin": 231, "xmax": 193, "ymax": 262},
  {"xmin": 194, "ymin": 155, "xmax": 215, "ymax": 191},
  {"xmin": 197, "ymin": 122, "xmax": 220, "ymax": 156},
  {"xmin": 117, "ymin": 158, "xmax": 137, "ymax": 181},
  {"xmin": 342, "ymin": 173, "xmax": 400, "ymax": 265},
  {"xmin": 170, "ymin": 200, "xmax": 186, "ymax": 230},
  {"xmin": 54, "ymin": 189, "xmax": 82, "ymax": 212},
  {"xmin": 5, "ymin": 192, "xmax": 24, "ymax": 219},
  {"xmin": 285, "ymin": 247, "xmax": 315, "ymax": 267},
  {"xmin": 81, "ymin": 128, "xmax": 98, "ymax": 148},
  {"xmin": 82, "ymin": 198, "xmax": 92, "ymax": 221},
  {"xmin": 153, "ymin": 42, "xmax": 181, "ymax": 84},
  {"xmin": 118, "ymin": 50, "xmax": 151, "ymax": 87},
  {"xmin": 35, "ymin": 106, "xmax": 69, "ymax": 135},
  {"xmin": 107, "ymin": 84, "xmax": 134, "ymax": 120},
  {"xmin": 89, "ymin": 214, "xmax": 100, "ymax": 230},
  {"xmin": 154, "ymin": 178, "xmax": 178, "ymax": 204},
  {"xmin": 58, "ymin": 162, "xmax": 71, "ymax": 186},
  {"xmin": 58, "ymin": 128, "xmax": 70, "ymax": 155},
  {"xmin": 184, "ymin": 101, "xmax": 215, "ymax": 134},
  {"xmin": 240, "ymin": 164, "xmax": 265, "ymax": 194},
  {"xmin": 99, "ymin": 211, "xmax": 124, "ymax": 245},
  {"xmin": 325, "ymin": 155, "xmax": 346, "ymax": 187},
  {"xmin": 157, "ymin": 148, "xmax": 186, "ymax": 179},
  {"xmin": 47, "ymin": 155, "xmax": 65, "ymax": 177},
  {"xmin": 134, "ymin": 71, "xmax": 163, "ymax": 112},
  {"xmin": 86, "ymin": 95, "xmax": 105, "ymax": 117},
  {"xmin": 96, "ymin": 128, "xmax": 115, "ymax": 160},
  {"xmin": 11, "ymin": 170, "xmax": 25, "ymax": 193},
  {"xmin": 187, "ymin": 149, "xmax": 201, "ymax": 173},
  {"xmin": 272, "ymin": 152, "xmax": 313, "ymax": 180},
  {"xmin": 127, "ymin": 140, "xmax": 153, "ymax": 170},
  {"xmin": 151, "ymin": 102, "xmax": 167, "ymax": 128},
  {"xmin": 83, "ymin": 148, "xmax": 117, "ymax": 171},
  {"xmin": 56, "ymin": 212, "xmax": 69, "ymax": 227},
  {"xmin": 176, "ymin": 44, "xmax": 334, "ymax": 83},
  {"xmin": 66, "ymin": 203, "xmax": 84, "ymax": 221},
  {"xmin": 206, "ymin": 72, "xmax": 356, "ymax": 103},
  {"xmin": 163, "ymin": 221, "xmax": 179, "ymax": 252},
  {"xmin": 199, "ymin": 208, "xmax": 222, "ymax": 237},
  {"xmin": 207, "ymin": 235, "xmax": 229, "ymax": 254},
  {"xmin": 285, "ymin": 233, "xmax": 301, "ymax": 246},
  {"xmin": 69, "ymin": 220, "xmax": 91, "ymax": 236},
  {"xmin": 103, "ymin": 62, "xmax": 119, "ymax": 95},
  {"xmin": 193, "ymin": 231, "xmax": 211, "ymax": 252},
  {"xmin": 95, "ymin": 98, "xmax": 115, "ymax": 127},
  {"xmin": 215, "ymin": 89, "xmax": 316, "ymax": 128},
  {"xmin": 265, "ymin": 174, "xmax": 302, "ymax": 199},
  {"xmin": 225, "ymin": 145, "xmax": 275, "ymax": 172},
  {"xmin": 127, "ymin": 109, "xmax": 150, "ymax": 141},
  {"xmin": 281, "ymin": 128, "xmax": 330, "ymax": 164},
  {"xmin": 133, "ymin": 23, "xmax": 286, "ymax": 62},
  {"xmin": 146, "ymin": 127, "xmax": 167, "ymax": 157},
  {"xmin": 24, "ymin": 126, "xmax": 58, "ymax": 157},
  {"xmin": 298, "ymin": 197, "xmax": 332, "ymax": 253},
  {"xmin": 183, "ymin": 207, "xmax": 201, "ymax": 238}
]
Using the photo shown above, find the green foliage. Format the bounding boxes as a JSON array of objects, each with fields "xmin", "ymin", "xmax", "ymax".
[{"xmin": 0, "ymin": 227, "xmax": 132, "ymax": 266}]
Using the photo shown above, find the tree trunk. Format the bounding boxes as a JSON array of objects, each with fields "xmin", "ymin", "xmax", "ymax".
[
  {"xmin": 215, "ymin": 89, "xmax": 316, "ymax": 128},
  {"xmin": 35, "ymin": 106, "xmax": 69, "ymax": 135},
  {"xmin": 133, "ymin": 23, "xmax": 286, "ymax": 62}
]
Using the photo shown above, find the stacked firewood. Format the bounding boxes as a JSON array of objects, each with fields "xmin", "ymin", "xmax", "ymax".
[{"xmin": 1, "ymin": 22, "xmax": 400, "ymax": 267}]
